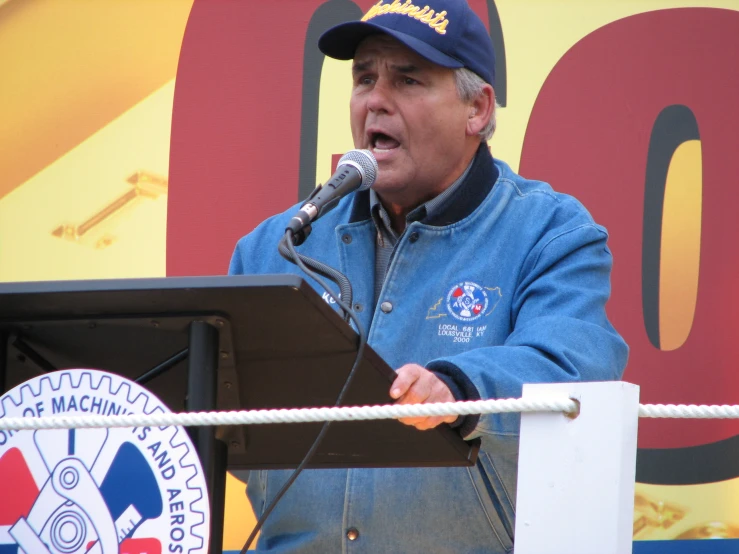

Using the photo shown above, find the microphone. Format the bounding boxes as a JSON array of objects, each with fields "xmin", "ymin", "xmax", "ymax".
[{"xmin": 287, "ymin": 149, "xmax": 378, "ymax": 238}]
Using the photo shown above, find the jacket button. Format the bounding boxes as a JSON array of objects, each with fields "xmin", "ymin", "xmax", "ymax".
[
  {"xmin": 409, "ymin": 231, "xmax": 419, "ymax": 243},
  {"xmin": 380, "ymin": 301, "xmax": 393, "ymax": 313},
  {"xmin": 342, "ymin": 234, "xmax": 352, "ymax": 244},
  {"xmin": 346, "ymin": 528, "xmax": 359, "ymax": 541}
]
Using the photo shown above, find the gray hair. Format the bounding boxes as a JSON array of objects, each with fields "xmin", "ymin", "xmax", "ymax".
[{"xmin": 453, "ymin": 67, "xmax": 499, "ymax": 142}]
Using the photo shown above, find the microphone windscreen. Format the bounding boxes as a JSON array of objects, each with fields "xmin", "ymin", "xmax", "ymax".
[{"xmin": 337, "ymin": 149, "xmax": 378, "ymax": 190}]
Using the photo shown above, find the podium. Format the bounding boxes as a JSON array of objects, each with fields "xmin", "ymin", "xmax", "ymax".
[{"xmin": 0, "ymin": 274, "xmax": 480, "ymax": 552}]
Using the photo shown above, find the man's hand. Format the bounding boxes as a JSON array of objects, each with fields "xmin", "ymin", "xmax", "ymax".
[{"xmin": 390, "ymin": 363, "xmax": 457, "ymax": 430}]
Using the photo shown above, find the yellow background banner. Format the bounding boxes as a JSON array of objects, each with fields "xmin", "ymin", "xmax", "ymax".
[{"xmin": 1, "ymin": 0, "xmax": 738, "ymax": 551}]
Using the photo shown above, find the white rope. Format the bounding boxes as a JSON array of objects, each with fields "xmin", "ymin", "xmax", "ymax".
[
  {"xmin": 638, "ymin": 403, "xmax": 739, "ymax": 419},
  {"xmin": 2, "ymin": 398, "xmax": 739, "ymax": 432},
  {"xmin": 0, "ymin": 397, "xmax": 577, "ymax": 431}
]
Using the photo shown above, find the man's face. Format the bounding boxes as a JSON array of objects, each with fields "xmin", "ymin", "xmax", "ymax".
[{"xmin": 350, "ymin": 35, "xmax": 474, "ymax": 207}]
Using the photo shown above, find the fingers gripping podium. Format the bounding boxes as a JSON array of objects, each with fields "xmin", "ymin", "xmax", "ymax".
[{"xmin": 0, "ymin": 274, "xmax": 479, "ymax": 553}]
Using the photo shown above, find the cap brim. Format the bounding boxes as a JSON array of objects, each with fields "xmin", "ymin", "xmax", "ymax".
[{"xmin": 318, "ymin": 21, "xmax": 463, "ymax": 70}]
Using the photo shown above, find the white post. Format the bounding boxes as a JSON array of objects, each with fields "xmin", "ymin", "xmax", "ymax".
[{"xmin": 514, "ymin": 381, "xmax": 640, "ymax": 554}]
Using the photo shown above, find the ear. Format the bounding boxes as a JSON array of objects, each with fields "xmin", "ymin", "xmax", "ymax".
[{"xmin": 466, "ymin": 84, "xmax": 495, "ymax": 137}]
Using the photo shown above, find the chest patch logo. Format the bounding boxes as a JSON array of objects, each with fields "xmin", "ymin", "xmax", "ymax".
[
  {"xmin": 446, "ymin": 282, "xmax": 489, "ymax": 322},
  {"xmin": 426, "ymin": 282, "xmax": 502, "ymax": 321},
  {"xmin": 426, "ymin": 282, "xmax": 502, "ymax": 343}
]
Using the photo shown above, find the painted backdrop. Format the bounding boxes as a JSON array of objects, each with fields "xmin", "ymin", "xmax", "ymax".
[{"xmin": 1, "ymin": 0, "xmax": 738, "ymax": 551}]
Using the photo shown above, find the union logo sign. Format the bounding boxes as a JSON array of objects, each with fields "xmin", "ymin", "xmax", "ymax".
[{"xmin": 0, "ymin": 370, "xmax": 209, "ymax": 554}]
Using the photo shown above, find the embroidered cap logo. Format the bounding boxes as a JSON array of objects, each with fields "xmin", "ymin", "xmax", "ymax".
[{"xmin": 361, "ymin": 0, "xmax": 450, "ymax": 35}]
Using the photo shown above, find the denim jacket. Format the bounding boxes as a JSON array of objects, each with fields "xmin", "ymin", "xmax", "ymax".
[{"xmin": 228, "ymin": 145, "xmax": 629, "ymax": 553}]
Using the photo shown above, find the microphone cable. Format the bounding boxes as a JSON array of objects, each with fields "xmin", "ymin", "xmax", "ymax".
[
  {"xmin": 277, "ymin": 230, "xmax": 354, "ymax": 322},
  {"xmin": 240, "ymin": 230, "xmax": 369, "ymax": 553}
]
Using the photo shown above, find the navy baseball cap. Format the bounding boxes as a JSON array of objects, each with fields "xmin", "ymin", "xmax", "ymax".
[{"xmin": 318, "ymin": 0, "xmax": 496, "ymax": 87}]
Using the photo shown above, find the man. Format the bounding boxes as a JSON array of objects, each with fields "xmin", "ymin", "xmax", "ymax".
[{"xmin": 228, "ymin": 0, "xmax": 629, "ymax": 551}]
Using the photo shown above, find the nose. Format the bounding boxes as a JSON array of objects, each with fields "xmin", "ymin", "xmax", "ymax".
[{"xmin": 366, "ymin": 78, "xmax": 395, "ymax": 115}]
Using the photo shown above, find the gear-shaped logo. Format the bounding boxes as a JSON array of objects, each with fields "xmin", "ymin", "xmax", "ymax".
[
  {"xmin": 446, "ymin": 281, "xmax": 490, "ymax": 322},
  {"xmin": 0, "ymin": 370, "xmax": 210, "ymax": 554}
]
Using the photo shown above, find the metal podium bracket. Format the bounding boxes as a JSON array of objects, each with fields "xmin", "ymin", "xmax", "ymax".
[{"xmin": 186, "ymin": 321, "xmax": 226, "ymax": 554}]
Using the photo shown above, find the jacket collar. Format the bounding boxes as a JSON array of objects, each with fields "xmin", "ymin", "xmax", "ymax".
[{"xmin": 348, "ymin": 142, "xmax": 498, "ymax": 226}]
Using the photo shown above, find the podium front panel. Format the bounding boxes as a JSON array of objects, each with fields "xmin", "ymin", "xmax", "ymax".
[{"xmin": 0, "ymin": 275, "xmax": 480, "ymax": 469}]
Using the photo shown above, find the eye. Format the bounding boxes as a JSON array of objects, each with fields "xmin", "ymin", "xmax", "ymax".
[
  {"xmin": 403, "ymin": 77, "xmax": 418, "ymax": 85},
  {"xmin": 353, "ymin": 73, "xmax": 374, "ymax": 86}
]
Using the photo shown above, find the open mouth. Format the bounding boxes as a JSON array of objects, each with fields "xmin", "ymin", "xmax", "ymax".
[{"xmin": 369, "ymin": 131, "xmax": 401, "ymax": 152}]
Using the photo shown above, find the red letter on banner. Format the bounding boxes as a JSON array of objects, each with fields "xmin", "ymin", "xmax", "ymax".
[{"xmin": 520, "ymin": 8, "xmax": 739, "ymax": 450}]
